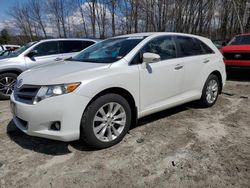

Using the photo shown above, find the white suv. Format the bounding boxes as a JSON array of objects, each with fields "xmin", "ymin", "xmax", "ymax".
[
  {"xmin": 0, "ymin": 38, "xmax": 98, "ymax": 99},
  {"xmin": 11, "ymin": 33, "xmax": 226, "ymax": 149}
]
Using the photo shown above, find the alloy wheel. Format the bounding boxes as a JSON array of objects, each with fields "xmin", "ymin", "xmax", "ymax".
[
  {"xmin": 93, "ymin": 102, "xmax": 127, "ymax": 142},
  {"xmin": 0, "ymin": 76, "xmax": 16, "ymax": 96},
  {"xmin": 205, "ymin": 79, "xmax": 218, "ymax": 104}
]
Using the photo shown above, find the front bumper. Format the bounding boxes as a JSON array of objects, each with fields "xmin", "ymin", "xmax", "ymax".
[{"xmin": 10, "ymin": 93, "xmax": 91, "ymax": 142}]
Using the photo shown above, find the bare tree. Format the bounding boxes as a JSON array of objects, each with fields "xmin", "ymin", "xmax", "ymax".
[
  {"xmin": 29, "ymin": 0, "xmax": 47, "ymax": 38},
  {"xmin": 86, "ymin": 0, "xmax": 97, "ymax": 37}
]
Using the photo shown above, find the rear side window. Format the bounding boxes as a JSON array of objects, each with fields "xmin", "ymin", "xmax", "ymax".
[
  {"xmin": 176, "ymin": 36, "xmax": 203, "ymax": 57},
  {"xmin": 82, "ymin": 41, "xmax": 95, "ymax": 49},
  {"xmin": 33, "ymin": 41, "xmax": 59, "ymax": 56},
  {"xmin": 60, "ymin": 41, "xmax": 84, "ymax": 53},
  {"xmin": 197, "ymin": 40, "xmax": 214, "ymax": 54}
]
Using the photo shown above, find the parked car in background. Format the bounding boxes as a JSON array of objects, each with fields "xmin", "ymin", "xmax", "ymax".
[
  {"xmin": 0, "ymin": 49, "xmax": 12, "ymax": 57},
  {"xmin": 220, "ymin": 33, "xmax": 250, "ymax": 70},
  {"xmin": 10, "ymin": 32, "xmax": 226, "ymax": 149},
  {"xmin": 0, "ymin": 44, "xmax": 20, "ymax": 53},
  {"xmin": 0, "ymin": 38, "xmax": 99, "ymax": 99}
]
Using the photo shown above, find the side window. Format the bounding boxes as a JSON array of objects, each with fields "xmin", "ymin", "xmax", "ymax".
[
  {"xmin": 197, "ymin": 40, "xmax": 215, "ymax": 54},
  {"xmin": 176, "ymin": 36, "xmax": 203, "ymax": 57},
  {"xmin": 142, "ymin": 36, "xmax": 177, "ymax": 61},
  {"xmin": 60, "ymin": 41, "xmax": 83, "ymax": 53},
  {"xmin": 33, "ymin": 41, "xmax": 59, "ymax": 56},
  {"xmin": 130, "ymin": 36, "xmax": 176, "ymax": 65},
  {"xmin": 82, "ymin": 41, "xmax": 95, "ymax": 49}
]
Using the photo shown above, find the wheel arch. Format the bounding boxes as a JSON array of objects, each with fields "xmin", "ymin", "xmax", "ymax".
[
  {"xmin": 209, "ymin": 70, "xmax": 223, "ymax": 94},
  {"xmin": 84, "ymin": 87, "xmax": 138, "ymax": 127},
  {"xmin": 0, "ymin": 69, "xmax": 22, "ymax": 76}
]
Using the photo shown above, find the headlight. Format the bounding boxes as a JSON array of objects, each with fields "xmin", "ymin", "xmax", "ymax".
[{"xmin": 33, "ymin": 82, "xmax": 80, "ymax": 104}]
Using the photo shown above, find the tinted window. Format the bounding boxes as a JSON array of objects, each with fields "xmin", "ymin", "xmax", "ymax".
[
  {"xmin": 228, "ymin": 35, "xmax": 250, "ymax": 45},
  {"xmin": 82, "ymin": 41, "xmax": 95, "ymax": 49},
  {"xmin": 197, "ymin": 39, "xmax": 214, "ymax": 54},
  {"xmin": 176, "ymin": 36, "xmax": 205, "ymax": 57},
  {"xmin": 60, "ymin": 41, "xmax": 83, "ymax": 53},
  {"xmin": 142, "ymin": 36, "xmax": 176, "ymax": 60},
  {"xmin": 33, "ymin": 41, "xmax": 59, "ymax": 56}
]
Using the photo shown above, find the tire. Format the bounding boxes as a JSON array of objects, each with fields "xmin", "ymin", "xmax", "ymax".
[
  {"xmin": 0, "ymin": 73, "xmax": 18, "ymax": 100},
  {"xmin": 199, "ymin": 74, "xmax": 221, "ymax": 108},
  {"xmin": 80, "ymin": 93, "xmax": 132, "ymax": 149}
]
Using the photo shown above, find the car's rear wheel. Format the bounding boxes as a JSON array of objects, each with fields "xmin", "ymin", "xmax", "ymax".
[
  {"xmin": 199, "ymin": 74, "xmax": 220, "ymax": 107},
  {"xmin": 0, "ymin": 73, "xmax": 17, "ymax": 100},
  {"xmin": 80, "ymin": 93, "xmax": 132, "ymax": 149}
]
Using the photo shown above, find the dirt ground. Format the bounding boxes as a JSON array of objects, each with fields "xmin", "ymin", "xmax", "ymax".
[{"xmin": 0, "ymin": 71, "xmax": 250, "ymax": 188}]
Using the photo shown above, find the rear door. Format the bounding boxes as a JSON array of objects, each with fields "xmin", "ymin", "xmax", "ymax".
[
  {"xmin": 174, "ymin": 36, "xmax": 214, "ymax": 93},
  {"xmin": 24, "ymin": 41, "xmax": 61, "ymax": 69},
  {"xmin": 59, "ymin": 40, "xmax": 95, "ymax": 60}
]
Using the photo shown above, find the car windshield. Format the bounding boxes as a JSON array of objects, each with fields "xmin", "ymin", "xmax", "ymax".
[
  {"xmin": 70, "ymin": 37, "xmax": 146, "ymax": 63},
  {"xmin": 7, "ymin": 42, "xmax": 37, "ymax": 57},
  {"xmin": 228, "ymin": 35, "xmax": 250, "ymax": 45}
]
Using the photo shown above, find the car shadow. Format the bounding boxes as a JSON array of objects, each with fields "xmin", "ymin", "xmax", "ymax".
[
  {"xmin": 131, "ymin": 104, "xmax": 188, "ymax": 129},
  {"xmin": 227, "ymin": 69, "xmax": 250, "ymax": 82},
  {"xmin": 7, "ymin": 103, "xmax": 194, "ymax": 155},
  {"xmin": 7, "ymin": 120, "xmax": 94, "ymax": 155}
]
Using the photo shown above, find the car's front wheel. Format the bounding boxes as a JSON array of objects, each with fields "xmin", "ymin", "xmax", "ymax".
[
  {"xmin": 80, "ymin": 93, "xmax": 132, "ymax": 149},
  {"xmin": 0, "ymin": 73, "xmax": 17, "ymax": 100},
  {"xmin": 199, "ymin": 74, "xmax": 221, "ymax": 107}
]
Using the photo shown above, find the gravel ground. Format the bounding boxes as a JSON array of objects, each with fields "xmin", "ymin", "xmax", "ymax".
[{"xmin": 0, "ymin": 72, "xmax": 250, "ymax": 188}]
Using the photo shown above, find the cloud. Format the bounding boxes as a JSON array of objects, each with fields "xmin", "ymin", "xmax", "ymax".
[{"xmin": 0, "ymin": 19, "xmax": 16, "ymax": 33}]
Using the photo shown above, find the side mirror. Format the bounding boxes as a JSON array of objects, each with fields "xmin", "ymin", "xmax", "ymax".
[
  {"xmin": 26, "ymin": 50, "xmax": 38, "ymax": 58},
  {"xmin": 143, "ymin": 52, "xmax": 160, "ymax": 64}
]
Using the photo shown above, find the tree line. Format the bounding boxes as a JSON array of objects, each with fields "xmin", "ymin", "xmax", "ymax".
[{"xmin": 6, "ymin": 0, "xmax": 250, "ymax": 43}]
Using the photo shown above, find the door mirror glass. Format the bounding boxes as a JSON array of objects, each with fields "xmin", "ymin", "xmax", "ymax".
[
  {"xmin": 27, "ymin": 50, "xmax": 38, "ymax": 58},
  {"xmin": 143, "ymin": 52, "xmax": 160, "ymax": 64}
]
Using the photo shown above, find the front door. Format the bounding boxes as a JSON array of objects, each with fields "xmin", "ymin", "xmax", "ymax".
[
  {"xmin": 24, "ymin": 41, "xmax": 62, "ymax": 69},
  {"xmin": 139, "ymin": 36, "xmax": 184, "ymax": 111}
]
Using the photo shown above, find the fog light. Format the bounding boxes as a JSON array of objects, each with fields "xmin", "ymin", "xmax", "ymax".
[{"xmin": 50, "ymin": 121, "xmax": 61, "ymax": 131}]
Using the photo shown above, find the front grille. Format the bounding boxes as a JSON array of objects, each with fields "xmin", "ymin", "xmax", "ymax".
[
  {"xmin": 14, "ymin": 85, "xmax": 40, "ymax": 104},
  {"xmin": 224, "ymin": 52, "xmax": 250, "ymax": 60}
]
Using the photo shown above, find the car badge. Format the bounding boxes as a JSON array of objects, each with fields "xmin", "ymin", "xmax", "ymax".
[{"xmin": 234, "ymin": 54, "xmax": 242, "ymax": 59}]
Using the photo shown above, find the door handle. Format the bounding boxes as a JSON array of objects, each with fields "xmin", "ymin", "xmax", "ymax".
[
  {"xmin": 55, "ymin": 57, "xmax": 63, "ymax": 61},
  {"xmin": 175, "ymin": 64, "xmax": 183, "ymax": 70},
  {"xmin": 203, "ymin": 59, "xmax": 210, "ymax": 64}
]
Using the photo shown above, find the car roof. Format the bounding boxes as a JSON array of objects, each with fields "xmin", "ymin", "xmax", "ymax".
[
  {"xmin": 39, "ymin": 38, "xmax": 100, "ymax": 43},
  {"xmin": 113, "ymin": 32, "xmax": 209, "ymax": 40},
  {"xmin": 1, "ymin": 44, "xmax": 20, "ymax": 47}
]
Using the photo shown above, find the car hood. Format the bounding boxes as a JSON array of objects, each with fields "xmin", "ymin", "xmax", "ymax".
[
  {"xmin": 19, "ymin": 60, "xmax": 112, "ymax": 85},
  {"xmin": 221, "ymin": 45, "xmax": 250, "ymax": 52}
]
